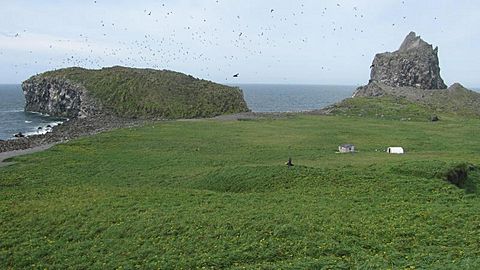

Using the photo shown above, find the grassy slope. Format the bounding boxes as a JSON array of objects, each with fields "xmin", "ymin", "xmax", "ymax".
[
  {"xmin": 37, "ymin": 66, "xmax": 249, "ymax": 118},
  {"xmin": 333, "ymin": 84, "xmax": 480, "ymax": 121},
  {"xmin": 1, "ymin": 115, "xmax": 480, "ymax": 269},
  {"xmin": 326, "ymin": 97, "xmax": 435, "ymax": 121},
  {"xmin": 424, "ymin": 85, "xmax": 480, "ymax": 117}
]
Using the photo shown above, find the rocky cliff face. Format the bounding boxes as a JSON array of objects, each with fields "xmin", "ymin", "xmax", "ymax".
[
  {"xmin": 369, "ymin": 31, "xmax": 447, "ymax": 89},
  {"xmin": 22, "ymin": 66, "xmax": 249, "ymax": 119},
  {"xmin": 22, "ymin": 76, "xmax": 102, "ymax": 118},
  {"xmin": 318, "ymin": 32, "xmax": 480, "ymax": 119}
]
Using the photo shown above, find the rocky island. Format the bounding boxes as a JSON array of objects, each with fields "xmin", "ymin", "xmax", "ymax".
[
  {"xmin": 1, "ymin": 67, "xmax": 249, "ymax": 152},
  {"xmin": 23, "ymin": 66, "xmax": 249, "ymax": 119},
  {"xmin": 322, "ymin": 32, "xmax": 480, "ymax": 119}
]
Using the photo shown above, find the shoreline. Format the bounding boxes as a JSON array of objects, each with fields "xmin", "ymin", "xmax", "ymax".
[
  {"xmin": 0, "ymin": 111, "xmax": 305, "ymax": 153},
  {"xmin": 0, "ymin": 111, "xmax": 318, "ymax": 166},
  {"xmin": 0, "ymin": 114, "xmax": 148, "ymax": 167},
  {"xmin": 0, "ymin": 115, "xmax": 149, "ymax": 153}
]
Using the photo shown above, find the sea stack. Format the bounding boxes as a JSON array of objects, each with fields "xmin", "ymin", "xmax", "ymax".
[
  {"xmin": 370, "ymin": 31, "xmax": 446, "ymax": 89},
  {"xmin": 344, "ymin": 32, "xmax": 480, "ymax": 118}
]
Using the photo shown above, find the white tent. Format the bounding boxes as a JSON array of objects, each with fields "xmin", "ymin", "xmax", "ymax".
[{"xmin": 387, "ymin": 147, "xmax": 404, "ymax": 154}]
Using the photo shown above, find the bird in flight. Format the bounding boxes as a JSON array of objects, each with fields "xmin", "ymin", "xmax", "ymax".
[
  {"xmin": 0, "ymin": 32, "xmax": 20, "ymax": 38},
  {"xmin": 233, "ymin": 73, "xmax": 239, "ymax": 77}
]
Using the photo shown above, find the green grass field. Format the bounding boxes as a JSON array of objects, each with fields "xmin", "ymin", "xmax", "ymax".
[{"xmin": 1, "ymin": 115, "xmax": 480, "ymax": 269}]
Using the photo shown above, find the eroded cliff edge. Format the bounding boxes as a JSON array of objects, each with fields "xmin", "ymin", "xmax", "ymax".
[
  {"xmin": 22, "ymin": 77, "xmax": 102, "ymax": 118},
  {"xmin": 22, "ymin": 66, "xmax": 250, "ymax": 119},
  {"xmin": 1, "ymin": 66, "xmax": 250, "ymax": 153},
  {"xmin": 318, "ymin": 32, "xmax": 480, "ymax": 119},
  {"xmin": 368, "ymin": 31, "xmax": 446, "ymax": 90}
]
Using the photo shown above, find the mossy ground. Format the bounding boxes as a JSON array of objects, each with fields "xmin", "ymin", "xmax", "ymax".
[
  {"xmin": 1, "ymin": 114, "xmax": 480, "ymax": 269},
  {"xmin": 328, "ymin": 97, "xmax": 434, "ymax": 121},
  {"xmin": 331, "ymin": 84, "xmax": 480, "ymax": 121}
]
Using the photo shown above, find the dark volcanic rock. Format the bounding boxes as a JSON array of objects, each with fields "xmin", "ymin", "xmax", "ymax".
[
  {"xmin": 317, "ymin": 32, "xmax": 480, "ymax": 119},
  {"xmin": 22, "ymin": 66, "xmax": 249, "ymax": 120},
  {"xmin": 370, "ymin": 31, "xmax": 447, "ymax": 90},
  {"xmin": 22, "ymin": 77, "xmax": 103, "ymax": 118},
  {"xmin": 353, "ymin": 81, "xmax": 387, "ymax": 98},
  {"xmin": 353, "ymin": 32, "xmax": 449, "ymax": 99},
  {"xmin": 0, "ymin": 116, "xmax": 145, "ymax": 153}
]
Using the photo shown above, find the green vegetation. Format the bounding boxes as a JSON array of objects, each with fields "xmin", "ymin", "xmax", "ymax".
[
  {"xmin": 334, "ymin": 83, "xmax": 480, "ymax": 121},
  {"xmin": 37, "ymin": 66, "xmax": 249, "ymax": 118},
  {"xmin": 2, "ymin": 114, "xmax": 480, "ymax": 268},
  {"xmin": 422, "ymin": 84, "xmax": 480, "ymax": 117},
  {"xmin": 327, "ymin": 97, "xmax": 435, "ymax": 121}
]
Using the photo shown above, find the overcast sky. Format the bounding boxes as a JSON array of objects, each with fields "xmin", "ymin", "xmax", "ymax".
[{"xmin": 1, "ymin": 0, "xmax": 479, "ymax": 87}]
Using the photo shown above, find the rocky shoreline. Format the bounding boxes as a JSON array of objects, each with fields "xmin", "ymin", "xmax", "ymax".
[
  {"xmin": 0, "ymin": 115, "xmax": 147, "ymax": 153},
  {"xmin": 0, "ymin": 65, "xmax": 253, "ymax": 155},
  {"xmin": 0, "ymin": 111, "xmax": 297, "ymax": 154}
]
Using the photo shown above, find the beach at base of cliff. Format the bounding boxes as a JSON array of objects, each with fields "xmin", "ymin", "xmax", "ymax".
[
  {"xmin": 0, "ymin": 112, "xmax": 296, "ymax": 155},
  {"xmin": 0, "ymin": 115, "xmax": 146, "ymax": 153}
]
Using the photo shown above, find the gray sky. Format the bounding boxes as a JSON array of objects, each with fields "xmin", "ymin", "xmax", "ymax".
[{"xmin": 1, "ymin": 0, "xmax": 479, "ymax": 87}]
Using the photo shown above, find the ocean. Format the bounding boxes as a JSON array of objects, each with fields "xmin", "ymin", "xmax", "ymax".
[
  {"xmin": 0, "ymin": 83, "xmax": 356, "ymax": 140},
  {"xmin": 0, "ymin": 84, "xmax": 64, "ymax": 140},
  {"xmin": 235, "ymin": 84, "xmax": 355, "ymax": 112}
]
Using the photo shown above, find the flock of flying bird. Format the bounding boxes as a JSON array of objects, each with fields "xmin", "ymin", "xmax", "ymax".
[{"xmin": 2, "ymin": 0, "xmax": 435, "ymax": 81}]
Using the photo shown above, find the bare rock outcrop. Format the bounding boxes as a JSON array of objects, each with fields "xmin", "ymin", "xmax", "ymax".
[
  {"xmin": 22, "ymin": 76, "xmax": 102, "ymax": 118},
  {"xmin": 21, "ymin": 66, "xmax": 249, "ymax": 120},
  {"xmin": 323, "ymin": 31, "xmax": 480, "ymax": 119},
  {"xmin": 369, "ymin": 31, "xmax": 447, "ymax": 90}
]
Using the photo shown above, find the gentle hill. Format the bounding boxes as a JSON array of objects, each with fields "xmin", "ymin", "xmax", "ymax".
[
  {"xmin": 1, "ymin": 115, "xmax": 480, "ymax": 268},
  {"xmin": 22, "ymin": 66, "xmax": 249, "ymax": 119},
  {"xmin": 320, "ymin": 82, "xmax": 480, "ymax": 120},
  {"xmin": 319, "ymin": 96, "xmax": 435, "ymax": 121}
]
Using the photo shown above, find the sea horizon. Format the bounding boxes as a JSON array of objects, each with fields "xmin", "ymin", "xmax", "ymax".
[
  {"xmin": 1, "ymin": 82, "xmax": 479, "ymax": 89},
  {"xmin": 0, "ymin": 84, "xmax": 65, "ymax": 140},
  {"xmin": 0, "ymin": 83, "xmax": 356, "ymax": 140}
]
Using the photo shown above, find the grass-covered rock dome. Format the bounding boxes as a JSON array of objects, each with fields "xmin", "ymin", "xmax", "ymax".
[{"xmin": 22, "ymin": 66, "xmax": 249, "ymax": 119}]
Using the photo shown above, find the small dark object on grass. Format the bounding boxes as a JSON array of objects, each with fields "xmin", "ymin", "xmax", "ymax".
[
  {"xmin": 285, "ymin": 157, "xmax": 294, "ymax": 167},
  {"xmin": 431, "ymin": 115, "xmax": 439, "ymax": 122}
]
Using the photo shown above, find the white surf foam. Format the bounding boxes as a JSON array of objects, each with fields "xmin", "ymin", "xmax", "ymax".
[{"xmin": 23, "ymin": 121, "xmax": 63, "ymax": 137}]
